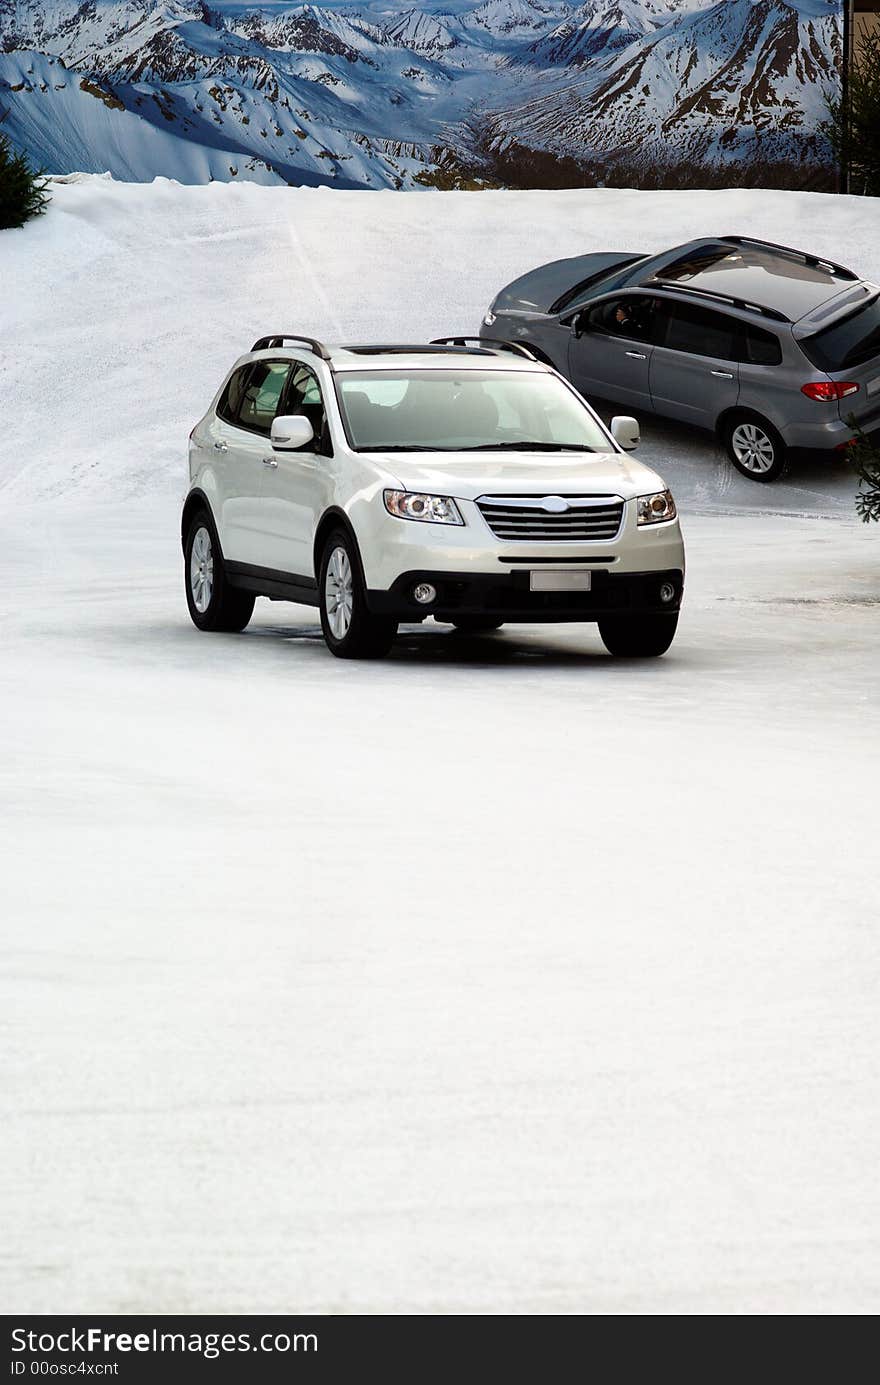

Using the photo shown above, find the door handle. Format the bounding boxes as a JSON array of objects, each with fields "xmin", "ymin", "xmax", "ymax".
[
  {"xmin": 213, "ymin": 440, "xmax": 228, "ymax": 452},
  {"xmin": 262, "ymin": 457, "xmax": 278, "ymax": 468},
  {"xmin": 710, "ymin": 370, "xmax": 734, "ymax": 378},
  {"xmin": 625, "ymin": 351, "xmax": 647, "ymax": 359}
]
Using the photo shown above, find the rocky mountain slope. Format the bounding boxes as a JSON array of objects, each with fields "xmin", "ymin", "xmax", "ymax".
[{"xmin": 0, "ymin": 0, "xmax": 842, "ymax": 188}]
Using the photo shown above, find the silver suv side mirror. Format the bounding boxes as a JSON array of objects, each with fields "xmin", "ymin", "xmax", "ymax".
[
  {"xmin": 611, "ymin": 416, "xmax": 640, "ymax": 451},
  {"xmin": 271, "ymin": 415, "xmax": 314, "ymax": 451}
]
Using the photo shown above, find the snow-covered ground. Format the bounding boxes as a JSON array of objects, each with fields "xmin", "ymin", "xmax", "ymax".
[{"xmin": 1, "ymin": 179, "xmax": 879, "ymax": 1314}]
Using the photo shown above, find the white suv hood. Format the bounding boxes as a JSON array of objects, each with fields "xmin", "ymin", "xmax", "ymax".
[{"xmin": 385, "ymin": 449, "xmax": 665, "ymax": 501}]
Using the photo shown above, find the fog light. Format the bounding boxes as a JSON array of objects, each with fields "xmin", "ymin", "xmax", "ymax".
[
  {"xmin": 413, "ymin": 582, "xmax": 437, "ymax": 605},
  {"xmin": 659, "ymin": 582, "xmax": 676, "ymax": 604}
]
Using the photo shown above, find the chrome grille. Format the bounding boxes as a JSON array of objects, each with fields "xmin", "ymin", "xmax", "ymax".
[{"xmin": 477, "ymin": 494, "xmax": 624, "ymax": 542}]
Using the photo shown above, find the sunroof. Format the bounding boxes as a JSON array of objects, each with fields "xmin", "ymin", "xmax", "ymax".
[{"xmin": 651, "ymin": 244, "xmax": 853, "ymax": 319}]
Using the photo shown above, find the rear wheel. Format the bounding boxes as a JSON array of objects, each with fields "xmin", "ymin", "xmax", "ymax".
[
  {"xmin": 598, "ymin": 613, "xmax": 678, "ymax": 658},
  {"xmin": 450, "ymin": 617, "xmax": 504, "ymax": 635},
  {"xmin": 184, "ymin": 513, "xmax": 254, "ymax": 632},
  {"xmin": 319, "ymin": 529, "xmax": 397, "ymax": 659},
  {"xmin": 722, "ymin": 413, "xmax": 788, "ymax": 482}
]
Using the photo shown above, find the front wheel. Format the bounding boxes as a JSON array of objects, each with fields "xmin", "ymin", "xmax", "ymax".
[
  {"xmin": 185, "ymin": 513, "xmax": 254, "ymax": 632},
  {"xmin": 722, "ymin": 413, "xmax": 788, "ymax": 482},
  {"xmin": 319, "ymin": 529, "xmax": 397, "ymax": 659},
  {"xmin": 598, "ymin": 613, "xmax": 678, "ymax": 658}
]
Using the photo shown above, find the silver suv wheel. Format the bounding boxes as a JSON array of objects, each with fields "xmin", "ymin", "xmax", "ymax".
[
  {"xmin": 190, "ymin": 525, "xmax": 214, "ymax": 613},
  {"xmin": 325, "ymin": 546, "xmax": 353, "ymax": 640},
  {"xmin": 318, "ymin": 529, "xmax": 397, "ymax": 659},
  {"xmin": 730, "ymin": 422, "xmax": 775, "ymax": 475},
  {"xmin": 184, "ymin": 511, "xmax": 254, "ymax": 633},
  {"xmin": 723, "ymin": 414, "xmax": 788, "ymax": 483}
]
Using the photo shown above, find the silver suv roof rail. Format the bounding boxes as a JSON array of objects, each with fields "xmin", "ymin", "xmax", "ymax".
[
  {"xmin": 344, "ymin": 344, "xmax": 491, "ymax": 357},
  {"xmin": 648, "ymin": 281, "xmax": 791, "ymax": 324},
  {"xmin": 431, "ymin": 336, "xmax": 537, "ymax": 361},
  {"xmin": 251, "ymin": 334, "xmax": 332, "ymax": 360},
  {"xmin": 720, "ymin": 236, "xmax": 859, "ymax": 281},
  {"xmin": 250, "ymin": 337, "xmax": 540, "ymax": 364}
]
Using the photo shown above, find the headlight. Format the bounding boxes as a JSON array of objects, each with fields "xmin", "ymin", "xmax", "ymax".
[
  {"xmin": 384, "ymin": 490, "xmax": 464, "ymax": 526},
  {"xmin": 483, "ymin": 310, "xmax": 496, "ymax": 327},
  {"xmin": 637, "ymin": 489, "xmax": 676, "ymax": 525}
]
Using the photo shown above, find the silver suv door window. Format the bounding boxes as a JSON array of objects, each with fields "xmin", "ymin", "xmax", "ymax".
[
  {"xmin": 740, "ymin": 323, "xmax": 782, "ymax": 366},
  {"xmin": 216, "ymin": 365, "xmax": 252, "ymax": 425},
  {"xmin": 587, "ymin": 295, "xmax": 662, "ymax": 344},
  {"xmin": 650, "ymin": 301, "xmax": 739, "ymax": 426},
  {"xmin": 283, "ymin": 363, "xmax": 330, "ymax": 455},
  {"xmin": 568, "ymin": 295, "xmax": 664, "ymax": 409},
  {"xmin": 661, "ymin": 302, "xmax": 737, "ymax": 360},
  {"xmin": 237, "ymin": 361, "xmax": 291, "ymax": 436}
]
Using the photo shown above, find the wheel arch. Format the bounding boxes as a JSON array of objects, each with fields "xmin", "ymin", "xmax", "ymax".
[
  {"xmin": 313, "ymin": 507, "xmax": 364, "ymax": 583},
  {"xmin": 715, "ymin": 405, "xmax": 783, "ymax": 443},
  {"xmin": 181, "ymin": 489, "xmax": 222, "ymax": 556}
]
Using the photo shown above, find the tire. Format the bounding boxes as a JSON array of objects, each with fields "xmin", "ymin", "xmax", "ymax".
[
  {"xmin": 450, "ymin": 617, "xmax": 504, "ymax": 634},
  {"xmin": 319, "ymin": 528, "xmax": 397, "ymax": 659},
  {"xmin": 722, "ymin": 412, "xmax": 788, "ymax": 482},
  {"xmin": 598, "ymin": 613, "xmax": 678, "ymax": 658},
  {"xmin": 185, "ymin": 512, "xmax": 255, "ymax": 633}
]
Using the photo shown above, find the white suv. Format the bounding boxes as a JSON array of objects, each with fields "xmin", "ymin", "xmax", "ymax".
[{"xmin": 182, "ymin": 335, "xmax": 685, "ymax": 658}]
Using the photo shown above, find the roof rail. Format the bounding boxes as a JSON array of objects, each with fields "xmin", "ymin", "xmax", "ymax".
[
  {"xmin": 721, "ymin": 236, "xmax": 858, "ymax": 281},
  {"xmin": 251, "ymin": 334, "xmax": 331, "ymax": 360},
  {"xmin": 431, "ymin": 336, "xmax": 537, "ymax": 361},
  {"xmin": 647, "ymin": 281, "xmax": 791, "ymax": 323},
  {"xmin": 343, "ymin": 344, "xmax": 490, "ymax": 357}
]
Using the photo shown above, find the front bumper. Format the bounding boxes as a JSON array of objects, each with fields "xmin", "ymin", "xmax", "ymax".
[
  {"xmin": 358, "ymin": 498, "xmax": 684, "ymax": 591},
  {"xmin": 367, "ymin": 567, "xmax": 684, "ymax": 623}
]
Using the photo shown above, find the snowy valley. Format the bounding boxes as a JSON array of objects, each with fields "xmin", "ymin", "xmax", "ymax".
[{"xmin": 0, "ymin": 0, "xmax": 843, "ymax": 188}]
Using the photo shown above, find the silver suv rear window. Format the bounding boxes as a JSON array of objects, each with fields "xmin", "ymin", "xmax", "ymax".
[{"xmin": 801, "ymin": 297, "xmax": 880, "ymax": 372}]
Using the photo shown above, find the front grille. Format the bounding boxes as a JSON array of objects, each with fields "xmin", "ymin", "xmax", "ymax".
[{"xmin": 477, "ymin": 494, "xmax": 624, "ymax": 542}]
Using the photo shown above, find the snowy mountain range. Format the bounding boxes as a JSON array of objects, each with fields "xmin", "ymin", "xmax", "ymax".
[{"xmin": 0, "ymin": 0, "xmax": 842, "ymax": 189}]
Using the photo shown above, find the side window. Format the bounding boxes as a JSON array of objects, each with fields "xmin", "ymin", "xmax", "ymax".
[
  {"xmin": 284, "ymin": 363, "xmax": 330, "ymax": 454},
  {"xmin": 216, "ymin": 366, "xmax": 252, "ymax": 426},
  {"xmin": 741, "ymin": 323, "xmax": 782, "ymax": 366},
  {"xmin": 664, "ymin": 303, "xmax": 736, "ymax": 360},
  {"xmin": 237, "ymin": 361, "xmax": 291, "ymax": 436},
  {"xmin": 587, "ymin": 295, "xmax": 662, "ymax": 344}
]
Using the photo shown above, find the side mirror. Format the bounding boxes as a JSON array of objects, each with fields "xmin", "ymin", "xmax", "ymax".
[
  {"xmin": 611, "ymin": 415, "xmax": 640, "ymax": 451},
  {"xmin": 271, "ymin": 414, "xmax": 314, "ymax": 451},
  {"xmin": 570, "ymin": 311, "xmax": 587, "ymax": 339}
]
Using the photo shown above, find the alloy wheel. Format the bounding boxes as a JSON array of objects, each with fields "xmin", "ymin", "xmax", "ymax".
[
  {"xmin": 325, "ymin": 546, "xmax": 353, "ymax": 640},
  {"xmin": 190, "ymin": 525, "xmax": 214, "ymax": 613},
  {"xmin": 731, "ymin": 422, "xmax": 775, "ymax": 475}
]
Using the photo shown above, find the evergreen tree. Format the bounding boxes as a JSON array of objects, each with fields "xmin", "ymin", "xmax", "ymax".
[
  {"xmin": 0, "ymin": 133, "xmax": 51, "ymax": 230},
  {"xmin": 849, "ymin": 419, "xmax": 880, "ymax": 524},
  {"xmin": 823, "ymin": 29, "xmax": 880, "ymax": 196}
]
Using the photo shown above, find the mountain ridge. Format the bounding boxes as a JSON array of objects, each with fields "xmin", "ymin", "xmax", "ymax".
[{"xmin": 0, "ymin": 0, "xmax": 842, "ymax": 188}]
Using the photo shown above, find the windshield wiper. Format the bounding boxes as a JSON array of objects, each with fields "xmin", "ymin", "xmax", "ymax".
[
  {"xmin": 456, "ymin": 441, "xmax": 596, "ymax": 452},
  {"xmin": 356, "ymin": 441, "xmax": 597, "ymax": 453}
]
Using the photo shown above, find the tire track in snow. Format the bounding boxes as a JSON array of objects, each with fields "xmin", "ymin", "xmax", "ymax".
[{"xmin": 285, "ymin": 214, "xmax": 345, "ymax": 341}]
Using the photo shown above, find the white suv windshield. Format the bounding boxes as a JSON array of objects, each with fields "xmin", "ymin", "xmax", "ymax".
[{"xmin": 335, "ymin": 368, "xmax": 611, "ymax": 453}]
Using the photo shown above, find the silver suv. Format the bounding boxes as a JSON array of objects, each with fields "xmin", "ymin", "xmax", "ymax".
[
  {"xmin": 480, "ymin": 236, "xmax": 880, "ymax": 482},
  {"xmin": 182, "ymin": 337, "xmax": 684, "ymax": 659}
]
